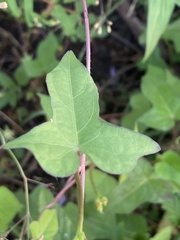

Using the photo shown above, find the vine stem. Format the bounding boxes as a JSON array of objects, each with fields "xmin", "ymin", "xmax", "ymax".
[
  {"xmin": 73, "ymin": 0, "xmax": 91, "ymax": 238},
  {"xmin": 0, "ymin": 131, "xmax": 30, "ymax": 239},
  {"xmin": 82, "ymin": 0, "xmax": 91, "ymax": 73}
]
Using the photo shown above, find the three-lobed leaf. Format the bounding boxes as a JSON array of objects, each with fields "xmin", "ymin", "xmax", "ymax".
[
  {"xmin": 5, "ymin": 51, "xmax": 160, "ymax": 177},
  {"xmin": 139, "ymin": 65, "xmax": 180, "ymax": 131}
]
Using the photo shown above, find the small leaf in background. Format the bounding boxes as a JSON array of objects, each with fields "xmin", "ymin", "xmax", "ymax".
[
  {"xmin": 51, "ymin": 5, "xmax": 78, "ymax": 37},
  {"xmin": 22, "ymin": 32, "xmax": 59, "ymax": 78},
  {"xmin": 121, "ymin": 92, "xmax": 151, "ymax": 132},
  {"xmin": 29, "ymin": 209, "xmax": 58, "ymax": 240},
  {"xmin": 85, "ymin": 169, "xmax": 117, "ymax": 202},
  {"xmin": 116, "ymin": 214, "xmax": 149, "ymax": 240},
  {"xmin": 5, "ymin": 51, "xmax": 160, "ymax": 177},
  {"xmin": 143, "ymin": 0, "xmax": 175, "ymax": 61},
  {"xmin": 0, "ymin": 72, "xmax": 21, "ymax": 109},
  {"xmin": 5, "ymin": 0, "xmax": 21, "ymax": 17},
  {"xmin": 29, "ymin": 185, "xmax": 54, "ymax": 219},
  {"xmin": 162, "ymin": 194, "xmax": 180, "ymax": 226},
  {"xmin": 0, "ymin": 186, "xmax": 23, "ymax": 234},
  {"xmin": 54, "ymin": 203, "xmax": 78, "ymax": 239},
  {"xmin": 139, "ymin": 65, "xmax": 180, "ymax": 131},
  {"xmin": 149, "ymin": 226, "xmax": 172, "ymax": 240},
  {"xmin": 154, "ymin": 151, "xmax": 180, "ymax": 187},
  {"xmin": 23, "ymin": 0, "xmax": 35, "ymax": 27},
  {"xmin": 163, "ymin": 19, "xmax": 180, "ymax": 53},
  {"xmin": 14, "ymin": 65, "xmax": 29, "ymax": 87},
  {"xmin": 105, "ymin": 160, "xmax": 173, "ymax": 215},
  {"xmin": 38, "ymin": 93, "xmax": 52, "ymax": 120},
  {"xmin": 84, "ymin": 201, "xmax": 119, "ymax": 240}
]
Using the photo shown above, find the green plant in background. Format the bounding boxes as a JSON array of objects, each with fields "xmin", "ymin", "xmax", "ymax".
[
  {"xmin": 1, "ymin": 0, "xmax": 180, "ymax": 239},
  {"xmin": 122, "ymin": 65, "xmax": 180, "ymax": 132},
  {"xmin": 122, "ymin": 0, "xmax": 180, "ymax": 134}
]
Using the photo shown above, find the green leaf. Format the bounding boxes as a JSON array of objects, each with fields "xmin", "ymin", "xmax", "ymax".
[
  {"xmin": 23, "ymin": 0, "xmax": 35, "ymax": 27},
  {"xmin": 163, "ymin": 19, "xmax": 180, "ymax": 52},
  {"xmin": 51, "ymin": 5, "xmax": 78, "ymax": 36},
  {"xmin": 121, "ymin": 92, "xmax": 151, "ymax": 132},
  {"xmin": 105, "ymin": 160, "xmax": 173, "ymax": 214},
  {"xmin": 139, "ymin": 84, "xmax": 180, "ymax": 131},
  {"xmin": 154, "ymin": 151, "xmax": 180, "ymax": 186},
  {"xmin": 84, "ymin": 201, "xmax": 119, "ymax": 240},
  {"xmin": 143, "ymin": 0, "xmax": 175, "ymax": 61},
  {"xmin": 38, "ymin": 93, "xmax": 53, "ymax": 120},
  {"xmin": 14, "ymin": 65, "xmax": 29, "ymax": 87},
  {"xmin": 0, "ymin": 186, "xmax": 22, "ymax": 234},
  {"xmin": 85, "ymin": 169, "xmax": 117, "ymax": 202},
  {"xmin": 116, "ymin": 214, "xmax": 149, "ymax": 239},
  {"xmin": 162, "ymin": 194, "xmax": 180, "ymax": 226},
  {"xmin": 54, "ymin": 203, "xmax": 77, "ymax": 240},
  {"xmin": 0, "ymin": 72, "xmax": 16, "ymax": 88},
  {"xmin": 139, "ymin": 108, "xmax": 175, "ymax": 131},
  {"xmin": 0, "ymin": 72, "xmax": 20, "ymax": 109},
  {"xmin": 30, "ymin": 185, "xmax": 54, "ymax": 219},
  {"xmin": 22, "ymin": 33, "xmax": 58, "ymax": 78},
  {"xmin": 29, "ymin": 209, "xmax": 58, "ymax": 240},
  {"xmin": 6, "ymin": 0, "xmax": 21, "ymax": 17},
  {"xmin": 139, "ymin": 66, "xmax": 180, "ymax": 130},
  {"xmin": 150, "ymin": 226, "xmax": 172, "ymax": 240},
  {"xmin": 5, "ymin": 51, "xmax": 160, "ymax": 177}
]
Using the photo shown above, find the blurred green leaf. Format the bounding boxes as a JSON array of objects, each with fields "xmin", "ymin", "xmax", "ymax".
[
  {"xmin": 85, "ymin": 169, "xmax": 117, "ymax": 202},
  {"xmin": 6, "ymin": 0, "xmax": 21, "ymax": 17},
  {"xmin": 84, "ymin": 201, "xmax": 119, "ymax": 240},
  {"xmin": 139, "ymin": 66, "xmax": 180, "ymax": 131},
  {"xmin": 150, "ymin": 226, "xmax": 172, "ymax": 240},
  {"xmin": 22, "ymin": 32, "xmax": 59, "ymax": 78},
  {"xmin": 163, "ymin": 19, "xmax": 180, "ymax": 53},
  {"xmin": 54, "ymin": 203, "xmax": 77, "ymax": 239},
  {"xmin": 51, "ymin": 5, "xmax": 78, "ymax": 37},
  {"xmin": 23, "ymin": 0, "xmax": 35, "ymax": 27},
  {"xmin": 121, "ymin": 92, "xmax": 151, "ymax": 132},
  {"xmin": 140, "ymin": 84, "xmax": 180, "ymax": 131},
  {"xmin": 154, "ymin": 151, "xmax": 180, "ymax": 186},
  {"xmin": 143, "ymin": 0, "xmax": 175, "ymax": 61},
  {"xmin": 38, "ymin": 93, "xmax": 52, "ymax": 120},
  {"xmin": 30, "ymin": 185, "xmax": 54, "ymax": 220},
  {"xmin": 14, "ymin": 65, "xmax": 29, "ymax": 87},
  {"xmin": 116, "ymin": 214, "xmax": 149, "ymax": 240},
  {"xmin": 105, "ymin": 160, "xmax": 173, "ymax": 214},
  {"xmin": 162, "ymin": 194, "xmax": 180, "ymax": 226},
  {"xmin": 0, "ymin": 186, "xmax": 22, "ymax": 234},
  {"xmin": 0, "ymin": 72, "xmax": 20, "ymax": 108},
  {"xmin": 30, "ymin": 209, "xmax": 58, "ymax": 240}
]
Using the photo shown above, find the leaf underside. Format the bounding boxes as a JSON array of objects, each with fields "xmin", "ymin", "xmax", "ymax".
[{"xmin": 5, "ymin": 51, "xmax": 160, "ymax": 177}]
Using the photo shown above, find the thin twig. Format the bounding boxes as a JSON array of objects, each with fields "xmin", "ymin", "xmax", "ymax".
[
  {"xmin": 0, "ymin": 111, "xmax": 26, "ymax": 134},
  {"xmin": 45, "ymin": 178, "xmax": 75, "ymax": 209}
]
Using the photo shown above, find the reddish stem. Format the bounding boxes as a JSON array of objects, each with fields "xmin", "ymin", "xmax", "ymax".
[{"xmin": 82, "ymin": 0, "xmax": 91, "ymax": 73}]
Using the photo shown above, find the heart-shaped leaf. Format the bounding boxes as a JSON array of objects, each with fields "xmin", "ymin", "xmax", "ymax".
[{"xmin": 5, "ymin": 51, "xmax": 160, "ymax": 177}]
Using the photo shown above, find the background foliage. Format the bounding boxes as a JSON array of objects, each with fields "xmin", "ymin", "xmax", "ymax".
[{"xmin": 0, "ymin": 0, "xmax": 180, "ymax": 239}]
